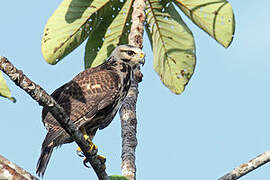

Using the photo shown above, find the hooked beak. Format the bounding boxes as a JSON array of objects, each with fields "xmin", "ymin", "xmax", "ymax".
[
  {"xmin": 139, "ymin": 58, "xmax": 145, "ymax": 66},
  {"xmin": 139, "ymin": 53, "xmax": 145, "ymax": 66}
]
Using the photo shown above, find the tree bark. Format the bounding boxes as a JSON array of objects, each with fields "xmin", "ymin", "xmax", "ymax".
[
  {"xmin": 0, "ymin": 56, "xmax": 108, "ymax": 180},
  {"xmin": 120, "ymin": 1, "xmax": 146, "ymax": 180},
  {"xmin": 0, "ymin": 154, "xmax": 39, "ymax": 180},
  {"xmin": 218, "ymin": 150, "xmax": 270, "ymax": 180}
]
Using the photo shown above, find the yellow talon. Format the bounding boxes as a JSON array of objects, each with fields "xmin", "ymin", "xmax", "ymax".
[
  {"xmin": 81, "ymin": 127, "xmax": 91, "ymax": 141},
  {"xmin": 76, "ymin": 139, "xmax": 98, "ymax": 156},
  {"xmin": 84, "ymin": 134, "xmax": 90, "ymax": 140},
  {"xmin": 83, "ymin": 155, "xmax": 107, "ymax": 169},
  {"xmin": 76, "ymin": 147, "xmax": 84, "ymax": 157},
  {"xmin": 97, "ymin": 155, "xmax": 106, "ymax": 170},
  {"xmin": 77, "ymin": 127, "xmax": 105, "ymax": 167},
  {"xmin": 76, "ymin": 127, "xmax": 97, "ymax": 156},
  {"xmin": 88, "ymin": 143, "xmax": 98, "ymax": 152},
  {"xmin": 83, "ymin": 158, "xmax": 91, "ymax": 168},
  {"xmin": 97, "ymin": 155, "xmax": 106, "ymax": 164}
]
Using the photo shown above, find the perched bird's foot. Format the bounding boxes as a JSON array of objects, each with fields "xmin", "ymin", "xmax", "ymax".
[
  {"xmin": 77, "ymin": 127, "xmax": 105, "ymax": 168},
  {"xmin": 83, "ymin": 158, "xmax": 91, "ymax": 168},
  {"xmin": 83, "ymin": 155, "xmax": 107, "ymax": 169},
  {"xmin": 76, "ymin": 147, "xmax": 84, "ymax": 157},
  {"xmin": 76, "ymin": 140, "xmax": 98, "ymax": 157},
  {"xmin": 97, "ymin": 155, "xmax": 106, "ymax": 164},
  {"xmin": 87, "ymin": 142, "xmax": 98, "ymax": 155},
  {"xmin": 97, "ymin": 155, "xmax": 106, "ymax": 170},
  {"xmin": 76, "ymin": 127, "xmax": 97, "ymax": 156}
]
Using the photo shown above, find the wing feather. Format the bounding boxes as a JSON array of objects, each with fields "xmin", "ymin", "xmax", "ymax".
[
  {"xmin": 43, "ymin": 66, "xmax": 120, "ymax": 130},
  {"xmin": 42, "ymin": 83, "xmax": 67, "ymax": 125}
]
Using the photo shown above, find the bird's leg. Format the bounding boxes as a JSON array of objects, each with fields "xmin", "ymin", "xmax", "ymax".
[
  {"xmin": 76, "ymin": 127, "xmax": 106, "ymax": 169},
  {"xmin": 76, "ymin": 127, "xmax": 98, "ymax": 156}
]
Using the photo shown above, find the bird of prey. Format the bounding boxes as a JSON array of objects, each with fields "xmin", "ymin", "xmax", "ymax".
[{"xmin": 36, "ymin": 45, "xmax": 145, "ymax": 177}]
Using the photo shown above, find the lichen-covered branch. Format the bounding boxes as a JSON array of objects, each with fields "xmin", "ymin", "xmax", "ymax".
[
  {"xmin": 119, "ymin": 82, "xmax": 139, "ymax": 180},
  {"xmin": 218, "ymin": 150, "xmax": 270, "ymax": 180},
  {"xmin": 128, "ymin": 0, "xmax": 145, "ymax": 49},
  {"xmin": 0, "ymin": 56, "xmax": 108, "ymax": 180},
  {"xmin": 120, "ymin": 0, "xmax": 146, "ymax": 180},
  {"xmin": 0, "ymin": 154, "xmax": 39, "ymax": 180}
]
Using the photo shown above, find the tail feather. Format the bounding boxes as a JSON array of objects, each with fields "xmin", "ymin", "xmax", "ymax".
[
  {"xmin": 36, "ymin": 145, "xmax": 53, "ymax": 177},
  {"xmin": 36, "ymin": 131, "xmax": 57, "ymax": 177}
]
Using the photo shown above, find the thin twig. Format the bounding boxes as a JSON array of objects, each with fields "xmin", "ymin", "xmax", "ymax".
[
  {"xmin": 0, "ymin": 154, "xmax": 39, "ymax": 180},
  {"xmin": 0, "ymin": 56, "xmax": 108, "ymax": 180},
  {"xmin": 218, "ymin": 150, "xmax": 270, "ymax": 180},
  {"xmin": 120, "ymin": 0, "xmax": 146, "ymax": 180}
]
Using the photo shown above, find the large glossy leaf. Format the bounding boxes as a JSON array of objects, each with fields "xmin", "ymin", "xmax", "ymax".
[
  {"xmin": 174, "ymin": 0, "xmax": 235, "ymax": 47},
  {"xmin": 84, "ymin": 0, "xmax": 133, "ymax": 69},
  {"xmin": 0, "ymin": 72, "xmax": 16, "ymax": 102},
  {"xmin": 145, "ymin": 1, "xmax": 196, "ymax": 94},
  {"xmin": 42, "ymin": 0, "xmax": 111, "ymax": 64}
]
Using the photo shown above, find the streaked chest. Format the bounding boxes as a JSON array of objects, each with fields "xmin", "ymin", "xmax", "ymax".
[{"xmin": 97, "ymin": 63, "xmax": 133, "ymax": 129}]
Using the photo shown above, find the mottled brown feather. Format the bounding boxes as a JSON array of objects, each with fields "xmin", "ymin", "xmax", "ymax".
[
  {"xmin": 43, "ymin": 63, "xmax": 120, "ymax": 130},
  {"xmin": 41, "ymin": 83, "xmax": 67, "ymax": 121}
]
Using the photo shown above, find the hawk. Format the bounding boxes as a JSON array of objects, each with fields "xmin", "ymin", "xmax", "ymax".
[{"xmin": 36, "ymin": 45, "xmax": 145, "ymax": 177}]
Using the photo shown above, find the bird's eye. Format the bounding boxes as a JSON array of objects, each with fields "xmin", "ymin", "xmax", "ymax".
[{"xmin": 126, "ymin": 50, "xmax": 135, "ymax": 56}]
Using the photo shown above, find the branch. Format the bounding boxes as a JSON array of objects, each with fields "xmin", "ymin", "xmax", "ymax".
[
  {"xmin": 218, "ymin": 150, "xmax": 270, "ymax": 180},
  {"xmin": 0, "ymin": 56, "xmax": 108, "ymax": 180},
  {"xmin": 120, "ymin": 1, "xmax": 145, "ymax": 180},
  {"xmin": 128, "ymin": 0, "xmax": 145, "ymax": 49},
  {"xmin": 0, "ymin": 154, "xmax": 38, "ymax": 180}
]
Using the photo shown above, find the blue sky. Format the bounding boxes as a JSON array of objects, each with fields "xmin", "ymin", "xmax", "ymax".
[{"xmin": 1, "ymin": 1, "xmax": 270, "ymax": 180}]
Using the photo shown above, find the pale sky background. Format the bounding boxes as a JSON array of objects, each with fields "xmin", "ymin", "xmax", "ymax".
[{"xmin": 1, "ymin": 1, "xmax": 270, "ymax": 180}]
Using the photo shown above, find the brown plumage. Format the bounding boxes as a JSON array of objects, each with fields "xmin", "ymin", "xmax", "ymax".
[{"xmin": 36, "ymin": 45, "xmax": 145, "ymax": 177}]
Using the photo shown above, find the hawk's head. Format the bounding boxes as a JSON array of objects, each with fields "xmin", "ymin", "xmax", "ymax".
[{"xmin": 111, "ymin": 45, "xmax": 145, "ymax": 68}]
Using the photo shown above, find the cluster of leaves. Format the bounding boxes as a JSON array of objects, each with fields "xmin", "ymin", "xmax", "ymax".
[
  {"xmin": 40, "ymin": 0, "xmax": 235, "ymax": 94},
  {"xmin": 0, "ymin": 0, "xmax": 235, "ymax": 101}
]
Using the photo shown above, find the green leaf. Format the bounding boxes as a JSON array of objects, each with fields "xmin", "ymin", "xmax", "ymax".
[
  {"xmin": 41, "ymin": 0, "xmax": 111, "ymax": 64},
  {"xmin": 84, "ymin": 0, "xmax": 133, "ymax": 69},
  {"xmin": 145, "ymin": 1, "xmax": 196, "ymax": 94},
  {"xmin": 109, "ymin": 175, "xmax": 128, "ymax": 180},
  {"xmin": 174, "ymin": 0, "xmax": 235, "ymax": 48},
  {"xmin": 0, "ymin": 72, "xmax": 16, "ymax": 102}
]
